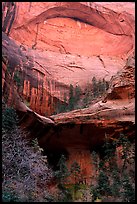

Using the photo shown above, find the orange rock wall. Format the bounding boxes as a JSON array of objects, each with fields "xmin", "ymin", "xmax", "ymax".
[
  {"xmin": 10, "ymin": 2, "xmax": 135, "ymax": 58},
  {"xmin": 67, "ymin": 149, "xmax": 93, "ymax": 185},
  {"xmin": 2, "ymin": 2, "xmax": 135, "ymax": 116},
  {"xmin": 2, "ymin": 2, "xmax": 135, "ymax": 185}
]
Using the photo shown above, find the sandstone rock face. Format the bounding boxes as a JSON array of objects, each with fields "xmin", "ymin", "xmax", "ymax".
[
  {"xmin": 2, "ymin": 2, "xmax": 135, "ymax": 184},
  {"xmin": 2, "ymin": 2, "xmax": 134, "ymax": 116}
]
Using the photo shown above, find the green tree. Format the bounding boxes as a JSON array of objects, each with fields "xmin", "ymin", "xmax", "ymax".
[
  {"xmin": 70, "ymin": 161, "xmax": 81, "ymax": 184},
  {"xmin": 2, "ymin": 104, "xmax": 53, "ymax": 202},
  {"xmin": 2, "ymin": 106, "xmax": 18, "ymax": 131},
  {"xmin": 97, "ymin": 170, "xmax": 111, "ymax": 196},
  {"xmin": 103, "ymin": 134, "xmax": 116, "ymax": 162},
  {"xmin": 55, "ymin": 97, "xmax": 67, "ymax": 114},
  {"xmin": 105, "ymin": 80, "xmax": 109, "ymax": 90},
  {"xmin": 92, "ymin": 76, "xmax": 98, "ymax": 97},
  {"xmin": 55, "ymin": 155, "xmax": 70, "ymax": 184},
  {"xmin": 98, "ymin": 79, "xmax": 103, "ymax": 94},
  {"xmin": 68, "ymin": 84, "xmax": 75, "ymax": 111},
  {"xmin": 70, "ymin": 161, "xmax": 81, "ymax": 198},
  {"xmin": 122, "ymin": 174, "xmax": 135, "ymax": 202},
  {"xmin": 75, "ymin": 85, "xmax": 82, "ymax": 105},
  {"xmin": 64, "ymin": 92, "xmax": 67, "ymax": 103},
  {"xmin": 102, "ymin": 78, "xmax": 109, "ymax": 92},
  {"xmin": 54, "ymin": 155, "xmax": 72, "ymax": 202},
  {"xmin": 82, "ymin": 83, "xmax": 93, "ymax": 108},
  {"xmin": 91, "ymin": 133, "xmax": 135, "ymax": 202}
]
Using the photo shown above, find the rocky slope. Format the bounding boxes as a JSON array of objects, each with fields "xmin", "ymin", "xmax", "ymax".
[{"xmin": 2, "ymin": 2, "xmax": 135, "ymax": 184}]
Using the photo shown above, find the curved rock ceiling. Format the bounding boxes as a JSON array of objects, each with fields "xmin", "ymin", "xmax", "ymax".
[
  {"xmin": 2, "ymin": 2, "xmax": 135, "ymax": 184},
  {"xmin": 11, "ymin": 2, "xmax": 134, "ymax": 58},
  {"xmin": 2, "ymin": 2, "xmax": 134, "ymax": 117}
]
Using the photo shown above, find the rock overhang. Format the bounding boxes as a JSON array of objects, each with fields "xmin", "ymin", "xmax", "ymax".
[
  {"xmin": 9, "ymin": 2, "xmax": 134, "ymax": 59},
  {"xmin": 36, "ymin": 117, "xmax": 135, "ymax": 153},
  {"xmin": 12, "ymin": 2, "xmax": 135, "ymax": 35},
  {"xmin": 2, "ymin": 2, "xmax": 135, "ymax": 150},
  {"xmin": 2, "ymin": 2, "xmax": 135, "ymax": 185}
]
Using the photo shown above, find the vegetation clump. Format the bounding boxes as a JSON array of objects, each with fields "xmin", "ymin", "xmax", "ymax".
[
  {"xmin": 2, "ymin": 102, "xmax": 53, "ymax": 202},
  {"xmin": 90, "ymin": 134, "xmax": 135, "ymax": 202},
  {"xmin": 55, "ymin": 77, "xmax": 109, "ymax": 114},
  {"xmin": 53, "ymin": 134, "xmax": 135, "ymax": 202}
]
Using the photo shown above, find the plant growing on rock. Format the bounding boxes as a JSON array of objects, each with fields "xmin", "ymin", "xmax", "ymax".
[
  {"xmin": 13, "ymin": 70, "xmax": 21, "ymax": 87},
  {"xmin": 2, "ymin": 103, "xmax": 53, "ymax": 202},
  {"xmin": 54, "ymin": 155, "xmax": 72, "ymax": 202},
  {"xmin": 54, "ymin": 78, "xmax": 109, "ymax": 114},
  {"xmin": 90, "ymin": 133, "xmax": 135, "ymax": 202},
  {"xmin": 68, "ymin": 84, "xmax": 75, "ymax": 111}
]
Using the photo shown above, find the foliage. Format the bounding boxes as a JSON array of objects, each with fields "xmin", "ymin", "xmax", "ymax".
[
  {"xmin": 82, "ymin": 77, "xmax": 109, "ymax": 107},
  {"xmin": 55, "ymin": 155, "xmax": 70, "ymax": 183},
  {"xmin": 92, "ymin": 76, "xmax": 98, "ymax": 97},
  {"xmin": 13, "ymin": 71, "xmax": 21, "ymax": 87},
  {"xmin": 2, "ymin": 190, "xmax": 19, "ymax": 202},
  {"xmin": 68, "ymin": 84, "xmax": 75, "ymax": 111},
  {"xmin": 54, "ymin": 100, "xmax": 67, "ymax": 114},
  {"xmin": 54, "ymin": 77, "xmax": 109, "ymax": 114},
  {"xmin": 54, "ymin": 155, "xmax": 72, "ymax": 202},
  {"xmin": 74, "ymin": 85, "xmax": 82, "ymax": 105},
  {"xmin": 2, "ymin": 104, "xmax": 134, "ymax": 202},
  {"xmin": 54, "ymin": 84, "xmax": 82, "ymax": 114},
  {"xmin": 54, "ymin": 156, "xmax": 83, "ymax": 202},
  {"xmin": 2, "ymin": 105, "xmax": 53, "ymax": 202},
  {"xmin": 35, "ymin": 131, "xmax": 134, "ymax": 202},
  {"xmin": 70, "ymin": 161, "xmax": 81, "ymax": 185},
  {"xmin": 90, "ymin": 133, "xmax": 135, "ymax": 202},
  {"xmin": 103, "ymin": 133, "xmax": 116, "ymax": 161},
  {"xmin": 121, "ymin": 174, "xmax": 135, "ymax": 202},
  {"xmin": 2, "ymin": 106, "xmax": 18, "ymax": 131}
]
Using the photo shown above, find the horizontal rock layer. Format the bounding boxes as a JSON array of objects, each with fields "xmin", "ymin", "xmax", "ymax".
[
  {"xmin": 2, "ymin": 2, "xmax": 135, "ymax": 184},
  {"xmin": 2, "ymin": 2, "xmax": 135, "ymax": 116}
]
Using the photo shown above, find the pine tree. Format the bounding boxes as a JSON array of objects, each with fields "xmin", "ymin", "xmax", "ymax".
[
  {"xmin": 70, "ymin": 161, "xmax": 81, "ymax": 185},
  {"xmin": 2, "ymin": 105, "xmax": 52, "ymax": 202},
  {"xmin": 55, "ymin": 155, "xmax": 70, "ymax": 183},
  {"xmin": 54, "ymin": 155, "xmax": 72, "ymax": 202},
  {"xmin": 64, "ymin": 92, "xmax": 67, "ymax": 103},
  {"xmin": 92, "ymin": 76, "xmax": 98, "ymax": 97},
  {"xmin": 90, "ymin": 133, "xmax": 135, "ymax": 202},
  {"xmin": 68, "ymin": 84, "xmax": 75, "ymax": 111},
  {"xmin": 98, "ymin": 79, "xmax": 103, "ymax": 95},
  {"xmin": 75, "ymin": 85, "xmax": 82, "ymax": 104}
]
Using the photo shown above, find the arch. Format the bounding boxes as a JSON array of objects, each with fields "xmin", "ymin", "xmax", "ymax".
[{"xmin": 26, "ymin": 2, "xmax": 133, "ymax": 36}]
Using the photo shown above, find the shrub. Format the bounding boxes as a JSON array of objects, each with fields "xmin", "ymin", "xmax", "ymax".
[
  {"xmin": 90, "ymin": 133, "xmax": 135, "ymax": 202},
  {"xmin": 2, "ymin": 106, "xmax": 17, "ymax": 131},
  {"xmin": 13, "ymin": 71, "xmax": 21, "ymax": 87},
  {"xmin": 54, "ymin": 78, "xmax": 109, "ymax": 114},
  {"xmin": 2, "ymin": 105, "xmax": 53, "ymax": 202}
]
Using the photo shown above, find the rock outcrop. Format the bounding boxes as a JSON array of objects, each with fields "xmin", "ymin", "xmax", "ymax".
[
  {"xmin": 2, "ymin": 2, "xmax": 135, "ymax": 184},
  {"xmin": 10, "ymin": 2, "xmax": 135, "ymax": 57},
  {"xmin": 3, "ymin": 48, "xmax": 134, "ymax": 184},
  {"xmin": 2, "ymin": 2, "xmax": 135, "ymax": 116}
]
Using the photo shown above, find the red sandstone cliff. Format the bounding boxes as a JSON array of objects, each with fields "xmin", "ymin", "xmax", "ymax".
[
  {"xmin": 2, "ymin": 2, "xmax": 135, "ymax": 116},
  {"xmin": 2, "ymin": 2, "xmax": 135, "ymax": 185}
]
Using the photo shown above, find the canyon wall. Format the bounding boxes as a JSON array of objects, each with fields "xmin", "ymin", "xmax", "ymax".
[
  {"xmin": 2, "ymin": 2, "xmax": 135, "ymax": 184},
  {"xmin": 2, "ymin": 2, "xmax": 135, "ymax": 116}
]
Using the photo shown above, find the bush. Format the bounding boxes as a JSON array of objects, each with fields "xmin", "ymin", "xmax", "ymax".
[
  {"xmin": 2, "ymin": 105, "xmax": 53, "ymax": 202},
  {"xmin": 2, "ymin": 106, "xmax": 17, "ymax": 131},
  {"xmin": 13, "ymin": 71, "xmax": 21, "ymax": 86},
  {"xmin": 90, "ymin": 133, "xmax": 135, "ymax": 202},
  {"xmin": 54, "ymin": 78, "xmax": 109, "ymax": 114}
]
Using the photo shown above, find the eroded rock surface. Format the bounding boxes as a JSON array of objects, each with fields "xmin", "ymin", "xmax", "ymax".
[{"xmin": 2, "ymin": 2, "xmax": 135, "ymax": 184}]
